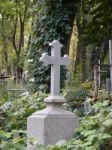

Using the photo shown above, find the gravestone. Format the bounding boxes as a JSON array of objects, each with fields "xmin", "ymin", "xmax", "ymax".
[
  {"xmin": 106, "ymin": 78, "xmax": 111, "ymax": 92},
  {"xmin": 27, "ymin": 40, "xmax": 79, "ymax": 149},
  {"xmin": 84, "ymin": 98, "xmax": 92, "ymax": 115},
  {"xmin": 106, "ymin": 40, "xmax": 112, "ymax": 94},
  {"xmin": 7, "ymin": 78, "xmax": 27, "ymax": 100}
]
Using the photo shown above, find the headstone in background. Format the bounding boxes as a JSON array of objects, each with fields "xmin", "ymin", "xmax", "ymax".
[
  {"xmin": 7, "ymin": 78, "xmax": 27, "ymax": 100},
  {"xmin": 84, "ymin": 97, "xmax": 92, "ymax": 114},
  {"xmin": 106, "ymin": 78, "xmax": 111, "ymax": 92},
  {"xmin": 27, "ymin": 40, "xmax": 79, "ymax": 150}
]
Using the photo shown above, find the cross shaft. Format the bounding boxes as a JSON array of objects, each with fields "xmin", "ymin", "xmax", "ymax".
[{"xmin": 40, "ymin": 40, "xmax": 70, "ymax": 95}]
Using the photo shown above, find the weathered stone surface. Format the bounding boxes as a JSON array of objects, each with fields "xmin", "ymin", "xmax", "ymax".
[
  {"xmin": 27, "ymin": 100, "xmax": 79, "ymax": 150},
  {"xmin": 39, "ymin": 40, "xmax": 70, "ymax": 95},
  {"xmin": 27, "ymin": 40, "xmax": 79, "ymax": 150},
  {"xmin": 106, "ymin": 78, "xmax": 111, "ymax": 91}
]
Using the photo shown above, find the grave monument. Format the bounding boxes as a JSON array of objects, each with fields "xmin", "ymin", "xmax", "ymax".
[{"xmin": 27, "ymin": 40, "xmax": 79, "ymax": 150}]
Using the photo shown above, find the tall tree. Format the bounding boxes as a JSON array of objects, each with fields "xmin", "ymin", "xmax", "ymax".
[
  {"xmin": 0, "ymin": 0, "xmax": 15, "ymax": 74},
  {"xmin": 0, "ymin": 0, "xmax": 32, "ymax": 78},
  {"xmin": 12, "ymin": 0, "xmax": 32, "ymax": 79},
  {"xmin": 28, "ymin": 0, "xmax": 78, "ymax": 92},
  {"xmin": 74, "ymin": 0, "xmax": 112, "ymax": 83}
]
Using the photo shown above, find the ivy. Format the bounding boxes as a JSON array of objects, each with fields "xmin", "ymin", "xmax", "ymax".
[{"xmin": 27, "ymin": 0, "xmax": 77, "ymax": 92}]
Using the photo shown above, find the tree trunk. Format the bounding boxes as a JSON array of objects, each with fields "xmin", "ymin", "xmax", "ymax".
[
  {"xmin": 12, "ymin": 15, "xmax": 25, "ymax": 80},
  {"xmin": 81, "ymin": 46, "xmax": 86, "ymax": 82},
  {"xmin": 1, "ymin": 14, "xmax": 9, "ymax": 74},
  {"xmin": 75, "ymin": 1, "xmax": 87, "ymax": 82},
  {"xmin": 16, "ymin": 54, "xmax": 22, "ymax": 80}
]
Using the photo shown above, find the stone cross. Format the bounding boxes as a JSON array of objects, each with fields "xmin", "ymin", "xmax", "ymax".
[
  {"xmin": 27, "ymin": 40, "xmax": 79, "ymax": 149},
  {"xmin": 40, "ymin": 40, "xmax": 70, "ymax": 95}
]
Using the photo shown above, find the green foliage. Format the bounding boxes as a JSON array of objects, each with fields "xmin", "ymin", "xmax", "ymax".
[
  {"xmin": 0, "ymin": 0, "xmax": 32, "ymax": 76},
  {"xmin": 0, "ymin": 91, "xmax": 47, "ymax": 149},
  {"xmin": 0, "ymin": 92, "xmax": 46, "ymax": 131},
  {"xmin": 63, "ymin": 80, "xmax": 94, "ymax": 116},
  {"xmin": 0, "ymin": 130, "xmax": 26, "ymax": 150},
  {"xmin": 28, "ymin": 0, "xmax": 77, "ymax": 92},
  {"xmin": 35, "ymin": 100, "xmax": 112, "ymax": 150},
  {"xmin": 81, "ymin": 80, "xmax": 94, "ymax": 93},
  {"xmin": 74, "ymin": 0, "xmax": 112, "ymax": 82},
  {"xmin": 0, "ymin": 0, "xmax": 16, "ymax": 15},
  {"xmin": 70, "ymin": 100, "xmax": 112, "ymax": 150},
  {"xmin": 63, "ymin": 89, "xmax": 86, "ymax": 117},
  {"xmin": 83, "ymin": 0, "xmax": 112, "ymax": 45},
  {"xmin": 97, "ymin": 90, "xmax": 111, "ymax": 100},
  {"xmin": 1, "ymin": 85, "xmax": 112, "ymax": 150},
  {"xmin": 0, "ymin": 82, "xmax": 8, "ymax": 105}
]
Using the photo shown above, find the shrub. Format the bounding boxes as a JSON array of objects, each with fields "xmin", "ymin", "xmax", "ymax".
[
  {"xmin": 34, "ymin": 100, "xmax": 112, "ymax": 150},
  {"xmin": 0, "ymin": 92, "xmax": 47, "ymax": 149}
]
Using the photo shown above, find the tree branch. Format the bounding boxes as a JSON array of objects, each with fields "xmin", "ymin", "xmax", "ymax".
[{"xmin": 12, "ymin": 17, "xmax": 18, "ymax": 55}]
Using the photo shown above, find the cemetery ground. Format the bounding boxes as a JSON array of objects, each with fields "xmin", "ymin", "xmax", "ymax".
[
  {"xmin": 0, "ymin": 40, "xmax": 112, "ymax": 150},
  {"xmin": 0, "ymin": 40, "xmax": 112, "ymax": 149},
  {"xmin": 0, "ymin": 70, "xmax": 112, "ymax": 150},
  {"xmin": 0, "ymin": 1, "xmax": 112, "ymax": 150}
]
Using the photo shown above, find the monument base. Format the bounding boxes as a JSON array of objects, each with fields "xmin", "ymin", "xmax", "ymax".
[{"xmin": 27, "ymin": 96, "xmax": 79, "ymax": 150}]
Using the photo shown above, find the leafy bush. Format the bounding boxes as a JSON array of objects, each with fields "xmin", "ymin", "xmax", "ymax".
[
  {"xmin": 0, "ymin": 130, "xmax": 26, "ymax": 150},
  {"xmin": 0, "ymin": 81, "xmax": 8, "ymax": 105},
  {"xmin": 34, "ymin": 100, "xmax": 112, "ymax": 150},
  {"xmin": 63, "ymin": 89, "xmax": 86, "ymax": 117},
  {"xmin": 67, "ymin": 100, "xmax": 112, "ymax": 150},
  {"xmin": 1, "ymin": 86, "xmax": 112, "ymax": 150},
  {"xmin": 0, "ymin": 92, "xmax": 47, "ymax": 149}
]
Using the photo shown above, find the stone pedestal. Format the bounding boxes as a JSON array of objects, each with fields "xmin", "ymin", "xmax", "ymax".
[{"xmin": 27, "ymin": 96, "xmax": 79, "ymax": 150}]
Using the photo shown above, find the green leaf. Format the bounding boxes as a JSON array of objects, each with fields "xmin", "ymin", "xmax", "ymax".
[
  {"xmin": 81, "ymin": 130, "xmax": 96, "ymax": 137},
  {"xmin": 86, "ymin": 134, "xmax": 97, "ymax": 142},
  {"xmin": 103, "ymin": 119, "xmax": 112, "ymax": 127},
  {"xmin": 102, "ymin": 134, "xmax": 111, "ymax": 139},
  {"xmin": 0, "ymin": 130, "xmax": 12, "ymax": 138}
]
